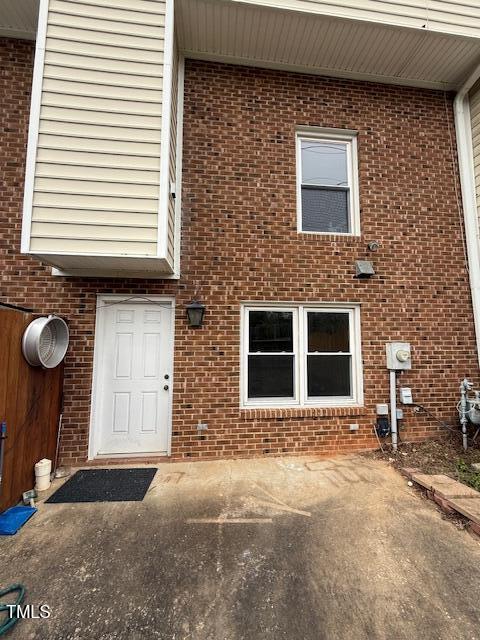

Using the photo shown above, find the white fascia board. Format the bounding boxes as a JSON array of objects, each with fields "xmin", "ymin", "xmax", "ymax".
[
  {"xmin": 21, "ymin": 0, "xmax": 48, "ymax": 253},
  {"xmin": 183, "ymin": 51, "xmax": 453, "ymax": 91}
]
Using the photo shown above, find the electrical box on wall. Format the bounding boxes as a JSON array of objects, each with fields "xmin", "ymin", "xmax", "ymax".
[
  {"xmin": 386, "ymin": 342, "xmax": 412, "ymax": 370},
  {"xmin": 400, "ymin": 387, "xmax": 413, "ymax": 404},
  {"xmin": 376, "ymin": 404, "xmax": 389, "ymax": 416}
]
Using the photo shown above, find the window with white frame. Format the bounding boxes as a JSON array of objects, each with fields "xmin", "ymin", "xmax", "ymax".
[
  {"xmin": 242, "ymin": 305, "xmax": 362, "ymax": 407},
  {"xmin": 297, "ymin": 129, "xmax": 359, "ymax": 235}
]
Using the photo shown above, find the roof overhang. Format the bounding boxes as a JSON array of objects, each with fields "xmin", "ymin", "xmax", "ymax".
[
  {"xmin": 3, "ymin": 0, "xmax": 480, "ymax": 89},
  {"xmin": 0, "ymin": 0, "xmax": 38, "ymax": 41},
  {"xmin": 176, "ymin": 0, "xmax": 480, "ymax": 90}
]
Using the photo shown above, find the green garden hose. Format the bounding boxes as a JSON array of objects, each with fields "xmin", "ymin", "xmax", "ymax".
[{"xmin": 0, "ymin": 584, "xmax": 25, "ymax": 636}]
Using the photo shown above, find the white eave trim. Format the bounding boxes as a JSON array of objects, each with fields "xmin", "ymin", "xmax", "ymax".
[{"xmin": 183, "ymin": 51, "xmax": 453, "ymax": 92}]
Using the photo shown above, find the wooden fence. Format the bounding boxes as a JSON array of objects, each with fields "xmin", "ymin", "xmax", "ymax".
[{"xmin": 0, "ymin": 305, "xmax": 64, "ymax": 511}]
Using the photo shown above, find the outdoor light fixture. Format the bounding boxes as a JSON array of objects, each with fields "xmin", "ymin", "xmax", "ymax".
[{"xmin": 186, "ymin": 300, "xmax": 206, "ymax": 328}]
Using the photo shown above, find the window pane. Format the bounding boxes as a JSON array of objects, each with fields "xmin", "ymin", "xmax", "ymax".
[
  {"xmin": 307, "ymin": 312, "xmax": 350, "ymax": 352},
  {"xmin": 248, "ymin": 355, "xmax": 294, "ymax": 398},
  {"xmin": 301, "ymin": 187, "xmax": 349, "ymax": 233},
  {"xmin": 307, "ymin": 355, "xmax": 351, "ymax": 397},
  {"xmin": 249, "ymin": 311, "xmax": 293, "ymax": 353},
  {"xmin": 301, "ymin": 140, "xmax": 348, "ymax": 187}
]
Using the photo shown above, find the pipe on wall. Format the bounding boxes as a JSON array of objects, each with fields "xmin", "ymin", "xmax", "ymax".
[{"xmin": 390, "ymin": 370, "xmax": 398, "ymax": 451}]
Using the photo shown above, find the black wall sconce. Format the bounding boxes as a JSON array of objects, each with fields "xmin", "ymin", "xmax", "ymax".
[{"xmin": 186, "ymin": 300, "xmax": 206, "ymax": 328}]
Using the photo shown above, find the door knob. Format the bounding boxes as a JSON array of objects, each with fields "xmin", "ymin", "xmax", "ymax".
[{"xmin": 164, "ymin": 385, "xmax": 169, "ymax": 391}]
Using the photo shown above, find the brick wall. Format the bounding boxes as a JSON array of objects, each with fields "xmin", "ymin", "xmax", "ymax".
[{"xmin": 1, "ymin": 41, "xmax": 478, "ymax": 463}]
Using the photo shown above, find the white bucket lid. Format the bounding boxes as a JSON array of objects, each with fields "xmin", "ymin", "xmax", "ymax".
[{"xmin": 35, "ymin": 458, "xmax": 52, "ymax": 470}]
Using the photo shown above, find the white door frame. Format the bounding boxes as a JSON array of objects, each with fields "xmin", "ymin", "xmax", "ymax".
[{"xmin": 88, "ymin": 294, "xmax": 175, "ymax": 460}]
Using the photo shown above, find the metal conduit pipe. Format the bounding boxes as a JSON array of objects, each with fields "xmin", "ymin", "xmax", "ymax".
[{"xmin": 390, "ymin": 370, "xmax": 398, "ymax": 451}]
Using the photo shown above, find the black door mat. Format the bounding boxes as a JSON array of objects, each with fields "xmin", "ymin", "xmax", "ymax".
[{"xmin": 46, "ymin": 468, "xmax": 157, "ymax": 503}]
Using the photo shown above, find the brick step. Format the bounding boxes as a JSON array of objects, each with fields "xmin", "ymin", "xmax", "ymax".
[{"xmin": 402, "ymin": 468, "xmax": 480, "ymax": 530}]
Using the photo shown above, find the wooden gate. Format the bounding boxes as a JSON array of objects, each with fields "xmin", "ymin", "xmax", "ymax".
[{"xmin": 0, "ymin": 305, "xmax": 64, "ymax": 512}]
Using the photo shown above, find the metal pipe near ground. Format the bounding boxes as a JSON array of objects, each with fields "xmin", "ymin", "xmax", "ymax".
[
  {"xmin": 460, "ymin": 380, "xmax": 470, "ymax": 451},
  {"xmin": 390, "ymin": 370, "xmax": 398, "ymax": 451}
]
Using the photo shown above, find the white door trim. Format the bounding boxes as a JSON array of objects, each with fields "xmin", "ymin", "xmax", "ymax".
[{"xmin": 88, "ymin": 294, "xmax": 175, "ymax": 460}]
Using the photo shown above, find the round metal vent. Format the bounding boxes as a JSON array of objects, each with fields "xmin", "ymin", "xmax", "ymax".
[{"xmin": 22, "ymin": 315, "xmax": 69, "ymax": 368}]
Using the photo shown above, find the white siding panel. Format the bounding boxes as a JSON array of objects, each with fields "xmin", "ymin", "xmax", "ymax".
[
  {"xmin": 48, "ymin": 12, "xmax": 165, "ymax": 39},
  {"xmin": 71, "ymin": 0, "xmax": 166, "ymax": 12},
  {"xmin": 33, "ymin": 191, "xmax": 159, "ymax": 214},
  {"xmin": 167, "ymin": 39, "xmax": 179, "ymax": 265},
  {"xmin": 29, "ymin": 237, "xmax": 157, "ymax": 255},
  {"xmin": 36, "ymin": 163, "xmax": 160, "ymax": 185},
  {"xmin": 470, "ymin": 82, "xmax": 480, "ymax": 219},
  {"xmin": 31, "ymin": 222, "xmax": 157, "ymax": 242},
  {"xmin": 35, "ymin": 177, "xmax": 159, "ymax": 199},
  {"xmin": 46, "ymin": 38, "xmax": 164, "ymax": 64},
  {"xmin": 42, "ymin": 77, "xmax": 162, "ymax": 102},
  {"xmin": 36, "ymin": 148, "xmax": 161, "ymax": 171},
  {"xmin": 43, "ymin": 65, "xmax": 163, "ymax": 89},
  {"xmin": 42, "ymin": 93, "xmax": 162, "ymax": 117},
  {"xmin": 33, "ymin": 207, "xmax": 158, "ymax": 228},
  {"xmin": 49, "ymin": 0, "xmax": 165, "ymax": 26},
  {"xmin": 40, "ymin": 106, "xmax": 161, "ymax": 130},
  {"xmin": 38, "ymin": 121, "xmax": 160, "ymax": 144},
  {"xmin": 37, "ymin": 133, "xmax": 161, "ymax": 157},
  {"xmin": 44, "ymin": 50, "xmax": 163, "ymax": 76},
  {"xmin": 24, "ymin": 0, "xmax": 177, "ymax": 268},
  {"xmin": 46, "ymin": 25, "xmax": 163, "ymax": 53}
]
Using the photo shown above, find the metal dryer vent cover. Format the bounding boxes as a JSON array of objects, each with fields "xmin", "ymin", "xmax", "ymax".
[{"xmin": 22, "ymin": 315, "xmax": 69, "ymax": 368}]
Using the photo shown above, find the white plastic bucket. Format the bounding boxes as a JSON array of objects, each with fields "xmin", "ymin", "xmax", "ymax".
[{"xmin": 35, "ymin": 458, "xmax": 52, "ymax": 492}]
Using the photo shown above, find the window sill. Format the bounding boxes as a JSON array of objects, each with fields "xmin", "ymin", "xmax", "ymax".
[
  {"xmin": 239, "ymin": 406, "xmax": 367, "ymax": 420},
  {"xmin": 298, "ymin": 230, "xmax": 362, "ymax": 238}
]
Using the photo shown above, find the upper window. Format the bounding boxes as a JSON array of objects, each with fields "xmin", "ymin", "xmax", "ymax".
[
  {"xmin": 296, "ymin": 129, "xmax": 360, "ymax": 235},
  {"xmin": 242, "ymin": 305, "xmax": 363, "ymax": 408}
]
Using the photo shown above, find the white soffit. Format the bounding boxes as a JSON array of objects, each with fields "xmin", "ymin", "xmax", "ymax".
[
  {"xmin": 176, "ymin": 0, "xmax": 480, "ymax": 90},
  {"xmin": 0, "ymin": 0, "xmax": 38, "ymax": 40}
]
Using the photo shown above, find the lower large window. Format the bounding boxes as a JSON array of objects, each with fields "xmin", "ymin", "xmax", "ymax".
[{"xmin": 242, "ymin": 305, "xmax": 362, "ymax": 408}]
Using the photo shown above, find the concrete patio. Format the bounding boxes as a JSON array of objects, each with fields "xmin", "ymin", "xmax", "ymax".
[{"xmin": 1, "ymin": 455, "xmax": 480, "ymax": 640}]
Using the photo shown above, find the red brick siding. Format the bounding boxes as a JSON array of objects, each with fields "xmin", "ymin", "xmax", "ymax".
[{"xmin": 0, "ymin": 41, "xmax": 477, "ymax": 463}]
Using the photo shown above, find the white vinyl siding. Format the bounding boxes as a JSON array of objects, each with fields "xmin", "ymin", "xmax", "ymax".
[
  {"xmin": 232, "ymin": 0, "xmax": 480, "ymax": 38},
  {"xmin": 471, "ymin": 81, "xmax": 480, "ymax": 226},
  {"xmin": 27, "ymin": 0, "xmax": 168, "ymax": 258},
  {"xmin": 167, "ymin": 37, "xmax": 179, "ymax": 266}
]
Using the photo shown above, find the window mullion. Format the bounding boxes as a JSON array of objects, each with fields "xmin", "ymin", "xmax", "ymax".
[{"xmin": 298, "ymin": 306, "xmax": 305, "ymax": 406}]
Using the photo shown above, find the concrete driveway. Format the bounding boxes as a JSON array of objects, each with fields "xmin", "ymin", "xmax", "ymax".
[{"xmin": 1, "ymin": 455, "xmax": 480, "ymax": 640}]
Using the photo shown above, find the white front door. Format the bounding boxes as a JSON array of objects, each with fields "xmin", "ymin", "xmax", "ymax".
[{"xmin": 91, "ymin": 297, "xmax": 174, "ymax": 457}]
